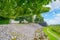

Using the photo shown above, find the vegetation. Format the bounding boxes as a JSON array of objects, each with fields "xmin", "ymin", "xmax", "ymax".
[
  {"xmin": 0, "ymin": 0, "xmax": 56, "ymax": 24},
  {"xmin": 52, "ymin": 27, "xmax": 60, "ymax": 34},
  {"xmin": 0, "ymin": 19, "xmax": 9, "ymax": 24},
  {"xmin": 12, "ymin": 38, "xmax": 16, "ymax": 40},
  {"xmin": 0, "ymin": 17, "xmax": 9, "ymax": 24},
  {"xmin": 43, "ymin": 25, "xmax": 60, "ymax": 40}
]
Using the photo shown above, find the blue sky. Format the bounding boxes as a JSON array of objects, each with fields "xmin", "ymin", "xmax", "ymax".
[{"xmin": 42, "ymin": 0, "xmax": 60, "ymax": 25}]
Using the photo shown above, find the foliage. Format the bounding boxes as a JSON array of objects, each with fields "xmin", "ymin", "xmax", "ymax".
[
  {"xmin": 0, "ymin": 19, "xmax": 9, "ymax": 24},
  {"xmin": 34, "ymin": 14, "xmax": 44, "ymax": 23},
  {"xmin": 0, "ymin": 0, "xmax": 56, "ymax": 23},
  {"xmin": 0, "ymin": 16, "xmax": 9, "ymax": 24}
]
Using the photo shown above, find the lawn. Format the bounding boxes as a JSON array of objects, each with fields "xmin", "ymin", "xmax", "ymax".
[{"xmin": 43, "ymin": 25, "xmax": 60, "ymax": 40}]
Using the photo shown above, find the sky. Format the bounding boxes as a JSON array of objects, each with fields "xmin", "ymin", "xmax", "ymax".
[{"xmin": 42, "ymin": 0, "xmax": 60, "ymax": 25}]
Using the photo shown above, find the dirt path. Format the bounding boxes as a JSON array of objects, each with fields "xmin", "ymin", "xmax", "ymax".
[{"xmin": 0, "ymin": 24, "xmax": 47, "ymax": 40}]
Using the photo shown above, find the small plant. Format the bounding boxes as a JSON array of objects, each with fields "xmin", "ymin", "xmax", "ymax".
[
  {"xmin": 12, "ymin": 38, "xmax": 17, "ymax": 40},
  {"xmin": 34, "ymin": 37, "xmax": 37, "ymax": 40}
]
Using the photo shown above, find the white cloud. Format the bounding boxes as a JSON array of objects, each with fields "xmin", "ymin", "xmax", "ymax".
[
  {"xmin": 50, "ymin": 0, "xmax": 60, "ymax": 10},
  {"xmin": 44, "ymin": 0, "xmax": 60, "ymax": 11},
  {"xmin": 44, "ymin": 13, "xmax": 60, "ymax": 25},
  {"xmin": 44, "ymin": 0, "xmax": 60, "ymax": 25},
  {"xmin": 42, "ymin": 0, "xmax": 60, "ymax": 25}
]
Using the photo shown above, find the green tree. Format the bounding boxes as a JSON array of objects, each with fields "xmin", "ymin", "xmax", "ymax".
[{"xmin": 0, "ymin": 0, "xmax": 56, "ymax": 23}]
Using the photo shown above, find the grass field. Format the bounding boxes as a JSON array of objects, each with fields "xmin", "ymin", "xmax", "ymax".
[{"xmin": 43, "ymin": 25, "xmax": 60, "ymax": 40}]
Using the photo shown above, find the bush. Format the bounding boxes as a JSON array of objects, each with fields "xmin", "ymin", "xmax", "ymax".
[{"xmin": 0, "ymin": 19, "xmax": 9, "ymax": 24}]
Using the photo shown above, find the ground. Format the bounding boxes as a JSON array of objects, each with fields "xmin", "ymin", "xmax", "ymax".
[{"xmin": 0, "ymin": 23, "xmax": 48, "ymax": 40}]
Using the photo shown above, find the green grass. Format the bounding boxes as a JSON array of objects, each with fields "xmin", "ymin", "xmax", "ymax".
[
  {"xmin": 50, "ymin": 27, "xmax": 60, "ymax": 37},
  {"xmin": 43, "ymin": 27, "xmax": 58, "ymax": 40},
  {"xmin": 43, "ymin": 25, "xmax": 60, "ymax": 40}
]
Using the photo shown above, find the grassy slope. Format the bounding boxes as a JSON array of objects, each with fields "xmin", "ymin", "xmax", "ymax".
[
  {"xmin": 50, "ymin": 27, "xmax": 60, "ymax": 37},
  {"xmin": 43, "ymin": 25, "xmax": 60, "ymax": 40},
  {"xmin": 43, "ymin": 27, "xmax": 57, "ymax": 40}
]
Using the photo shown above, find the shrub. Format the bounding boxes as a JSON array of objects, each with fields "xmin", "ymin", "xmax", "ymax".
[{"xmin": 0, "ymin": 19, "xmax": 9, "ymax": 24}]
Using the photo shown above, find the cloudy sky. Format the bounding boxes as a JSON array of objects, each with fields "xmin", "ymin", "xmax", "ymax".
[{"xmin": 42, "ymin": 0, "xmax": 60, "ymax": 25}]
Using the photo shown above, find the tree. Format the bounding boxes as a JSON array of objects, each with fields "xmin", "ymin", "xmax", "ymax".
[
  {"xmin": 15, "ymin": 0, "xmax": 52, "ymax": 23},
  {"xmin": 0, "ymin": 0, "xmax": 56, "ymax": 23}
]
